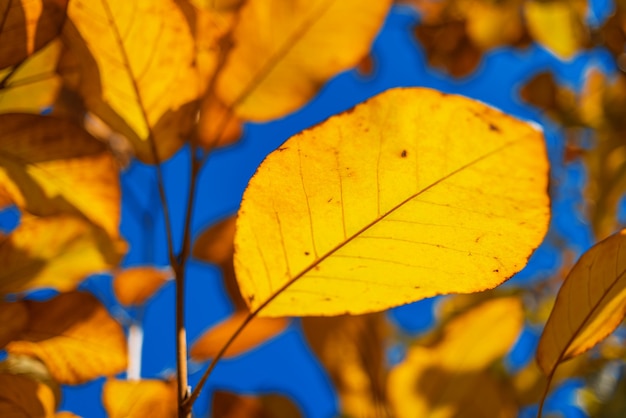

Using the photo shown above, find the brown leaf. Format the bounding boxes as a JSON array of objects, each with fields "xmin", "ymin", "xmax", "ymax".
[
  {"xmin": 0, "ymin": 114, "xmax": 122, "ymax": 238},
  {"xmin": 0, "ymin": 301, "xmax": 28, "ymax": 348},
  {"xmin": 0, "ymin": 0, "xmax": 68, "ymax": 69},
  {"xmin": 6, "ymin": 291, "xmax": 127, "ymax": 384},
  {"xmin": 190, "ymin": 311, "xmax": 288, "ymax": 360},
  {"xmin": 302, "ymin": 314, "xmax": 390, "ymax": 418},
  {"xmin": 0, "ymin": 372, "xmax": 57, "ymax": 417},
  {"xmin": 102, "ymin": 379, "xmax": 177, "ymax": 418},
  {"xmin": 212, "ymin": 391, "xmax": 302, "ymax": 418},
  {"xmin": 0, "ymin": 214, "xmax": 126, "ymax": 296},
  {"xmin": 113, "ymin": 266, "xmax": 173, "ymax": 306}
]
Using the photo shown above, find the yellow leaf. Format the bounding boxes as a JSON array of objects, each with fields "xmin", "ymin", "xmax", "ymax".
[
  {"xmin": 234, "ymin": 87, "xmax": 550, "ymax": 317},
  {"xmin": 190, "ymin": 310, "xmax": 288, "ymax": 360},
  {"xmin": 524, "ymin": 0, "xmax": 588, "ymax": 59},
  {"xmin": 0, "ymin": 114, "xmax": 122, "ymax": 238},
  {"xmin": 302, "ymin": 314, "xmax": 389, "ymax": 418},
  {"xmin": 0, "ymin": 40, "xmax": 62, "ymax": 114},
  {"xmin": 113, "ymin": 266, "xmax": 173, "ymax": 306},
  {"xmin": 216, "ymin": 0, "xmax": 391, "ymax": 121},
  {"xmin": 6, "ymin": 291, "xmax": 127, "ymax": 384},
  {"xmin": 0, "ymin": 0, "xmax": 68, "ymax": 69},
  {"xmin": 0, "ymin": 214, "xmax": 125, "ymax": 296},
  {"xmin": 0, "ymin": 372, "xmax": 57, "ymax": 417},
  {"xmin": 0, "ymin": 301, "xmax": 28, "ymax": 347},
  {"xmin": 102, "ymin": 379, "xmax": 177, "ymax": 418},
  {"xmin": 387, "ymin": 297, "xmax": 523, "ymax": 418},
  {"xmin": 62, "ymin": 0, "xmax": 216, "ymax": 162},
  {"xmin": 536, "ymin": 229, "xmax": 626, "ymax": 376}
]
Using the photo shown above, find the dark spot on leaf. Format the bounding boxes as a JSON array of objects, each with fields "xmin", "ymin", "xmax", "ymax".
[
  {"xmin": 248, "ymin": 295, "xmax": 255, "ymax": 303},
  {"xmin": 327, "ymin": 197, "xmax": 333, "ymax": 203},
  {"xmin": 324, "ymin": 297, "xmax": 331, "ymax": 301},
  {"xmin": 278, "ymin": 146, "xmax": 288, "ymax": 152},
  {"xmin": 493, "ymin": 269, "xmax": 499, "ymax": 273},
  {"xmin": 414, "ymin": 286, "xmax": 420, "ymax": 289},
  {"xmin": 304, "ymin": 251, "xmax": 310, "ymax": 256},
  {"xmin": 489, "ymin": 123, "xmax": 500, "ymax": 132},
  {"xmin": 314, "ymin": 265, "xmax": 320, "ymax": 271},
  {"xmin": 401, "ymin": 150, "xmax": 407, "ymax": 158}
]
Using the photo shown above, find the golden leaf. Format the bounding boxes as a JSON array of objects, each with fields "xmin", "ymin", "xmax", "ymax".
[
  {"xmin": 102, "ymin": 379, "xmax": 177, "ymax": 418},
  {"xmin": 0, "ymin": 40, "xmax": 62, "ymax": 114},
  {"xmin": 62, "ymin": 0, "xmax": 216, "ymax": 162},
  {"xmin": 190, "ymin": 310, "xmax": 288, "ymax": 360},
  {"xmin": 524, "ymin": 0, "xmax": 588, "ymax": 59},
  {"xmin": 6, "ymin": 291, "xmax": 127, "ymax": 384},
  {"xmin": 113, "ymin": 266, "xmax": 173, "ymax": 306},
  {"xmin": 216, "ymin": 0, "xmax": 391, "ymax": 121},
  {"xmin": 234, "ymin": 87, "xmax": 550, "ymax": 317},
  {"xmin": 387, "ymin": 297, "xmax": 523, "ymax": 418},
  {"xmin": 0, "ymin": 114, "xmax": 122, "ymax": 238},
  {"xmin": 302, "ymin": 314, "xmax": 390, "ymax": 418},
  {"xmin": 536, "ymin": 229, "xmax": 626, "ymax": 376},
  {"xmin": 0, "ymin": 0, "xmax": 68, "ymax": 69},
  {"xmin": 0, "ymin": 214, "xmax": 125, "ymax": 296}
]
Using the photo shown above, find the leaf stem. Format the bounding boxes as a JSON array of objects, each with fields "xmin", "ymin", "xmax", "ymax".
[{"xmin": 536, "ymin": 367, "xmax": 556, "ymax": 418}]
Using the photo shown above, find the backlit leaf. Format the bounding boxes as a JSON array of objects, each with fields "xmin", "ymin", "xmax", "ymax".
[
  {"xmin": 216, "ymin": 0, "xmax": 391, "ymax": 121},
  {"xmin": 0, "ymin": 0, "xmax": 68, "ymax": 69},
  {"xmin": 0, "ymin": 302, "xmax": 28, "ymax": 347},
  {"xmin": 0, "ymin": 372, "xmax": 57, "ymax": 417},
  {"xmin": 212, "ymin": 391, "xmax": 302, "ymax": 418},
  {"xmin": 6, "ymin": 291, "xmax": 127, "ymax": 384},
  {"xmin": 190, "ymin": 310, "xmax": 288, "ymax": 360},
  {"xmin": 113, "ymin": 266, "xmax": 173, "ymax": 306},
  {"xmin": 193, "ymin": 215, "xmax": 237, "ymax": 265},
  {"xmin": 0, "ymin": 40, "xmax": 62, "ymax": 114},
  {"xmin": 62, "ymin": 0, "xmax": 216, "ymax": 162},
  {"xmin": 234, "ymin": 87, "xmax": 550, "ymax": 317},
  {"xmin": 0, "ymin": 114, "xmax": 122, "ymax": 238},
  {"xmin": 102, "ymin": 379, "xmax": 177, "ymax": 418},
  {"xmin": 0, "ymin": 214, "xmax": 125, "ymax": 296},
  {"xmin": 387, "ymin": 297, "xmax": 523, "ymax": 417},
  {"xmin": 536, "ymin": 229, "xmax": 626, "ymax": 376},
  {"xmin": 302, "ymin": 314, "xmax": 390, "ymax": 417}
]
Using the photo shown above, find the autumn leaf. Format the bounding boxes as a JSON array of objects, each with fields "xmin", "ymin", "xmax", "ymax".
[
  {"xmin": 190, "ymin": 310, "xmax": 289, "ymax": 360},
  {"xmin": 0, "ymin": 114, "xmax": 122, "ymax": 238},
  {"xmin": 0, "ymin": 0, "xmax": 68, "ymax": 69},
  {"xmin": 0, "ymin": 372, "xmax": 57, "ymax": 417},
  {"xmin": 102, "ymin": 379, "xmax": 177, "ymax": 418},
  {"xmin": 234, "ymin": 87, "xmax": 550, "ymax": 317},
  {"xmin": 302, "ymin": 314, "xmax": 390, "ymax": 417},
  {"xmin": 61, "ymin": 0, "xmax": 216, "ymax": 162},
  {"xmin": 0, "ymin": 301, "xmax": 28, "ymax": 347},
  {"xmin": 113, "ymin": 266, "xmax": 173, "ymax": 306},
  {"xmin": 387, "ymin": 297, "xmax": 523, "ymax": 417},
  {"xmin": 212, "ymin": 391, "xmax": 302, "ymax": 418},
  {"xmin": 6, "ymin": 291, "xmax": 127, "ymax": 384},
  {"xmin": 215, "ymin": 0, "xmax": 392, "ymax": 121},
  {"xmin": 536, "ymin": 229, "xmax": 626, "ymax": 377},
  {"xmin": 0, "ymin": 40, "xmax": 61, "ymax": 114}
]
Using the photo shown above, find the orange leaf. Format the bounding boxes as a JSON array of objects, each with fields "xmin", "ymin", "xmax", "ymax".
[
  {"xmin": 216, "ymin": 0, "xmax": 391, "ymax": 121},
  {"xmin": 0, "ymin": 372, "xmax": 57, "ymax": 417},
  {"xmin": 193, "ymin": 215, "xmax": 237, "ymax": 265},
  {"xmin": 0, "ymin": 214, "xmax": 125, "ymax": 296},
  {"xmin": 0, "ymin": 0, "xmax": 68, "ymax": 69},
  {"xmin": 212, "ymin": 391, "xmax": 302, "ymax": 418},
  {"xmin": 102, "ymin": 378, "xmax": 177, "ymax": 418},
  {"xmin": 0, "ymin": 114, "xmax": 122, "ymax": 238},
  {"xmin": 234, "ymin": 87, "xmax": 550, "ymax": 317},
  {"xmin": 387, "ymin": 297, "xmax": 523, "ymax": 417},
  {"xmin": 6, "ymin": 291, "xmax": 127, "ymax": 384},
  {"xmin": 190, "ymin": 310, "xmax": 288, "ymax": 360},
  {"xmin": 113, "ymin": 266, "xmax": 173, "ymax": 306},
  {"xmin": 537, "ymin": 229, "xmax": 626, "ymax": 376}
]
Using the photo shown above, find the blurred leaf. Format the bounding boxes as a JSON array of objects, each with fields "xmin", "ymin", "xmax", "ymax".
[
  {"xmin": 524, "ymin": 0, "xmax": 588, "ymax": 60},
  {"xmin": 235, "ymin": 87, "xmax": 550, "ymax": 317},
  {"xmin": 102, "ymin": 379, "xmax": 177, "ymax": 418},
  {"xmin": 0, "ymin": 40, "xmax": 62, "ymax": 114},
  {"xmin": 0, "ymin": 371, "xmax": 57, "ymax": 417},
  {"xmin": 216, "ymin": 0, "xmax": 392, "ymax": 121},
  {"xmin": 0, "ymin": 301, "xmax": 28, "ymax": 347},
  {"xmin": 302, "ymin": 314, "xmax": 390, "ymax": 417},
  {"xmin": 537, "ymin": 229, "xmax": 626, "ymax": 376},
  {"xmin": 62, "ymin": 0, "xmax": 217, "ymax": 163},
  {"xmin": 212, "ymin": 391, "xmax": 302, "ymax": 418},
  {"xmin": 0, "ymin": 214, "xmax": 125, "ymax": 296},
  {"xmin": 193, "ymin": 215, "xmax": 237, "ymax": 265},
  {"xmin": 0, "ymin": 114, "xmax": 122, "ymax": 238},
  {"xmin": 113, "ymin": 266, "xmax": 173, "ymax": 306},
  {"xmin": 0, "ymin": 0, "xmax": 68, "ymax": 69},
  {"xmin": 387, "ymin": 297, "xmax": 523, "ymax": 417},
  {"xmin": 197, "ymin": 93, "xmax": 243, "ymax": 149},
  {"xmin": 190, "ymin": 310, "xmax": 288, "ymax": 360},
  {"xmin": 6, "ymin": 291, "xmax": 127, "ymax": 384},
  {"xmin": 0, "ymin": 354, "xmax": 61, "ymax": 405},
  {"xmin": 55, "ymin": 412, "xmax": 82, "ymax": 418}
]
